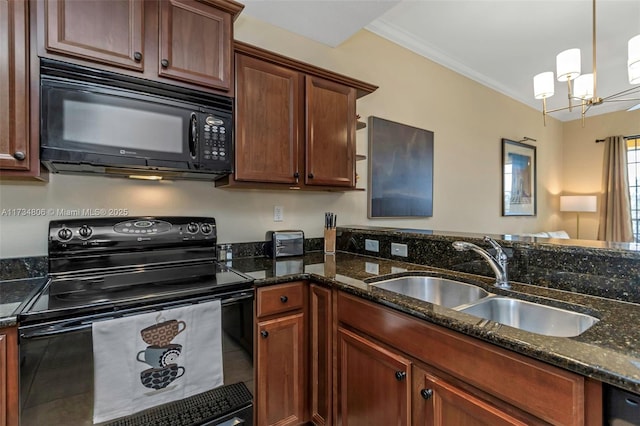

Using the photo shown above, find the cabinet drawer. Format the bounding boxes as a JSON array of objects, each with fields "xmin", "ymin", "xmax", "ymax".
[
  {"xmin": 257, "ymin": 282, "xmax": 305, "ymax": 318},
  {"xmin": 338, "ymin": 291, "xmax": 585, "ymax": 426}
]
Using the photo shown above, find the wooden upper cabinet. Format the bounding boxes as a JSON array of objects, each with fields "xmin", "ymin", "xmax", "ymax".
[
  {"xmin": 159, "ymin": 0, "xmax": 232, "ymax": 90},
  {"xmin": 37, "ymin": 0, "xmax": 242, "ymax": 94},
  {"xmin": 234, "ymin": 53, "xmax": 302, "ymax": 184},
  {"xmin": 216, "ymin": 41, "xmax": 376, "ymax": 190},
  {"xmin": 43, "ymin": 0, "xmax": 145, "ymax": 70},
  {"xmin": 305, "ymin": 76, "xmax": 356, "ymax": 187},
  {"xmin": 0, "ymin": 0, "xmax": 31, "ymax": 173}
]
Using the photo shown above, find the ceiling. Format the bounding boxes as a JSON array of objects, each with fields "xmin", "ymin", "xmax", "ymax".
[{"xmin": 241, "ymin": 0, "xmax": 640, "ymax": 122}]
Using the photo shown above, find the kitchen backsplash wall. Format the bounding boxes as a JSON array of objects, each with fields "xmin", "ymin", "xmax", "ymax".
[{"xmin": 338, "ymin": 226, "xmax": 640, "ymax": 304}]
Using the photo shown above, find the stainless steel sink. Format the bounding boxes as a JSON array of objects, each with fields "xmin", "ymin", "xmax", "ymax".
[
  {"xmin": 370, "ymin": 276, "xmax": 490, "ymax": 308},
  {"xmin": 457, "ymin": 297, "xmax": 599, "ymax": 337}
]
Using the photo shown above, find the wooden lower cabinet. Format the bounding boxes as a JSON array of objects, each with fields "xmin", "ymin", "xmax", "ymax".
[
  {"xmin": 0, "ymin": 327, "xmax": 18, "ymax": 426},
  {"xmin": 336, "ymin": 290, "xmax": 602, "ymax": 426},
  {"xmin": 255, "ymin": 282, "xmax": 308, "ymax": 426},
  {"xmin": 412, "ymin": 366, "xmax": 535, "ymax": 426},
  {"xmin": 309, "ymin": 284, "xmax": 332, "ymax": 425},
  {"xmin": 255, "ymin": 284, "xmax": 603, "ymax": 426},
  {"xmin": 337, "ymin": 327, "xmax": 411, "ymax": 426},
  {"xmin": 256, "ymin": 313, "xmax": 306, "ymax": 426}
]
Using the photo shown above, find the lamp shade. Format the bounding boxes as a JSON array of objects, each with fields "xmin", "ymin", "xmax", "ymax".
[
  {"xmin": 533, "ymin": 72, "xmax": 555, "ymax": 99},
  {"xmin": 629, "ymin": 34, "xmax": 640, "ymax": 84},
  {"xmin": 560, "ymin": 195, "xmax": 597, "ymax": 212},
  {"xmin": 574, "ymin": 73, "xmax": 594, "ymax": 99},
  {"xmin": 556, "ymin": 48, "xmax": 581, "ymax": 82}
]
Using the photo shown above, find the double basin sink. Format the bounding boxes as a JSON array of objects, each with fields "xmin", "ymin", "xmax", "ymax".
[{"xmin": 369, "ymin": 275, "xmax": 598, "ymax": 337}]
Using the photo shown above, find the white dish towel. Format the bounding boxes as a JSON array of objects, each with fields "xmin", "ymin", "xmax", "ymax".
[{"xmin": 92, "ymin": 300, "xmax": 223, "ymax": 424}]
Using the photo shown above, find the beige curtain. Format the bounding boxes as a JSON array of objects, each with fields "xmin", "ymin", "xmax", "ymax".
[{"xmin": 597, "ymin": 135, "xmax": 634, "ymax": 242}]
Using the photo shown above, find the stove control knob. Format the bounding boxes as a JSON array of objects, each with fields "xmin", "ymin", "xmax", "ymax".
[
  {"xmin": 57, "ymin": 228, "xmax": 73, "ymax": 241},
  {"xmin": 200, "ymin": 223, "xmax": 212, "ymax": 235},
  {"xmin": 187, "ymin": 222, "xmax": 199, "ymax": 233},
  {"xmin": 78, "ymin": 225, "xmax": 93, "ymax": 239}
]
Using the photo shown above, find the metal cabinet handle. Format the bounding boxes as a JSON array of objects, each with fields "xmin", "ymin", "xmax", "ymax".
[
  {"xmin": 280, "ymin": 295, "xmax": 288, "ymax": 303},
  {"xmin": 395, "ymin": 371, "xmax": 406, "ymax": 381},
  {"xmin": 13, "ymin": 151, "xmax": 25, "ymax": 161},
  {"xmin": 260, "ymin": 330, "xmax": 269, "ymax": 338},
  {"xmin": 161, "ymin": 59, "xmax": 170, "ymax": 68},
  {"xmin": 308, "ymin": 173, "xmax": 314, "ymax": 179},
  {"xmin": 420, "ymin": 389, "xmax": 433, "ymax": 400},
  {"xmin": 133, "ymin": 51, "xmax": 142, "ymax": 62}
]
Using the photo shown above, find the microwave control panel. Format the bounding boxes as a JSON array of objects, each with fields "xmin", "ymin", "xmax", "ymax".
[{"xmin": 201, "ymin": 113, "xmax": 231, "ymax": 169}]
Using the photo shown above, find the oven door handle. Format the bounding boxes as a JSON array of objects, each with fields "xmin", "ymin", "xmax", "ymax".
[
  {"xmin": 20, "ymin": 291, "xmax": 254, "ymax": 340},
  {"xmin": 20, "ymin": 322, "xmax": 94, "ymax": 339},
  {"xmin": 220, "ymin": 292, "xmax": 254, "ymax": 306}
]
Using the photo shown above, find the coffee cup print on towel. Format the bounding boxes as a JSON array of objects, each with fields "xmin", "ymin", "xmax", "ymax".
[
  {"xmin": 140, "ymin": 319, "xmax": 186, "ymax": 346},
  {"xmin": 140, "ymin": 364, "xmax": 185, "ymax": 390},
  {"xmin": 136, "ymin": 344, "xmax": 182, "ymax": 368}
]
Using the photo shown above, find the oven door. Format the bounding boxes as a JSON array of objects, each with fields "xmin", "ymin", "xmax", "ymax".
[{"xmin": 19, "ymin": 290, "xmax": 254, "ymax": 426}]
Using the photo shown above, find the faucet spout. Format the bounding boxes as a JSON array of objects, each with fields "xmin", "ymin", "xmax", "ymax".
[{"xmin": 452, "ymin": 237, "xmax": 510, "ymax": 289}]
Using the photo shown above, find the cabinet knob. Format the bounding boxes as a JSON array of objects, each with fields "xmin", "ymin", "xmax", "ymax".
[
  {"xmin": 293, "ymin": 172, "xmax": 299, "ymax": 178},
  {"xmin": 133, "ymin": 51, "xmax": 143, "ymax": 62},
  {"xmin": 13, "ymin": 151, "xmax": 25, "ymax": 161},
  {"xmin": 308, "ymin": 173, "xmax": 314, "ymax": 179},
  {"xmin": 420, "ymin": 389, "xmax": 433, "ymax": 400},
  {"xmin": 161, "ymin": 59, "xmax": 170, "ymax": 68},
  {"xmin": 280, "ymin": 295, "xmax": 288, "ymax": 303},
  {"xmin": 260, "ymin": 330, "xmax": 269, "ymax": 338},
  {"xmin": 395, "ymin": 371, "xmax": 406, "ymax": 381}
]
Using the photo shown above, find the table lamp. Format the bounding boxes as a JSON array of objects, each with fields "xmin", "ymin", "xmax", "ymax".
[{"xmin": 560, "ymin": 195, "xmax": 597, "ymax": 239}]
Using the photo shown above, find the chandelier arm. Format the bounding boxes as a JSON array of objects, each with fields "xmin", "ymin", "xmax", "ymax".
[
  {"xmin": 599, "ymin": 98, "xmax": 640, "ymax": 103},
  {"xmin": 602, "ymin": 87, "xmax": 640, "ymax": 100}
]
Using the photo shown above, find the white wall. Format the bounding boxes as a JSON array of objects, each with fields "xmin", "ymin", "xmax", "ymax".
[{"xmin": 0, "ymin": 16, "xmax": 564, "ymax": 258}]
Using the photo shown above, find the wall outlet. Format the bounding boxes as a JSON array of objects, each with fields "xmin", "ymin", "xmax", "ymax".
[
  {"xmin": 273, "ymin": 205, "xmax": 284, "ymax": 222},
  {"xmin": 365, "ymin": 262, "xmax": 379, "ymax": 275},
  {"xmin": 365, "ymin": 239, "xmax": 379, "ymax": 252},
  {"xmin": 391, "ymin": 242, "xmax": 408, "ymax": 257}
]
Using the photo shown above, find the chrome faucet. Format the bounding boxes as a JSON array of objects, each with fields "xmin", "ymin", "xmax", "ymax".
[{"xmin": 452, "ymin": 237, "xmax": 510, "ymax": 289}]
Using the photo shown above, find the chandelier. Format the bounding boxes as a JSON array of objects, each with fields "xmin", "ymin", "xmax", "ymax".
[{"xmin": 533, "ymin": 0, "xmax": 640, "ymax": 126}]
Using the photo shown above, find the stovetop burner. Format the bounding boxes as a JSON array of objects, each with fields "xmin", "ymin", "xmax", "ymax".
[{"xmin": 20, "ymin": 216, "xmax": 254, "ymax": 324}]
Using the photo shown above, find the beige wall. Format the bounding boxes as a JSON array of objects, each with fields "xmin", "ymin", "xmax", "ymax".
[
  {"xmin": 0, "ymin": 16, "xmax": 565, "ymax": 258},
  {"xmin": 561, "ymin": 109, "xmax": 640, "ymax": 239}
]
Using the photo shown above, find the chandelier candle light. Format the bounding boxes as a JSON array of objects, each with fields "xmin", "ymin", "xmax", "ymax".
[{"xmin": 533, "ymin": 0, "xmax": 640, "ymax": 126}]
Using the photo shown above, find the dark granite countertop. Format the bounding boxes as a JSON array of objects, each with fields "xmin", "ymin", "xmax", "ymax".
[
  {"xmin": 229, "ymin": 251, "xmax": 640, "ymax": 395},
  {"xmin": 0, "ymin": 277, "xmax": 48, "ymax": 328}
]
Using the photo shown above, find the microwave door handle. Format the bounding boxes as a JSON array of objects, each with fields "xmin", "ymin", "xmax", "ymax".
[{"xmin": 189, "ymin": 113, "xmax": 198, "ymax": 159}]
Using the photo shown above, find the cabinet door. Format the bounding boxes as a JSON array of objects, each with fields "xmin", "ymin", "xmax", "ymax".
[
  {"xmin": 0, "ymin": 328, "xmax": 18, "ymax": 426},
  {"xmin": 256, "ymin": 314, "xmax": 306, "ymax": 426},
  {"xmin": 0, "ymin": 0, "xmax": 30, "ymax": 171},
  {"xmin": 337, "ymin": 327, "xmax": 411, "ymax": 426},
  {"xmin": 235, "ymin": 53, "xmax": 303, "ymax": 184},
  {"xmin": 159, "ymin": 0, "xmax": 231, "ymax": 90},
  {"xmin": 310, "ymin": 284, "xmax": 332, "ymax": 425},
  {"xmin": 43, "ymin": 0, "xmax": 144, "ymax": 70},
  {"xmin": 305, "ymin": 76, "xmax": 356, "ymax": 187},
  {"xmin": 412, "ymin": 366, "xmax": 530, "ymax": 426}
]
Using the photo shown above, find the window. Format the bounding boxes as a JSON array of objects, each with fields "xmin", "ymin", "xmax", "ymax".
[{"xmin": 627, "ymin": 136, "xmax": 640, "ymax": 242}]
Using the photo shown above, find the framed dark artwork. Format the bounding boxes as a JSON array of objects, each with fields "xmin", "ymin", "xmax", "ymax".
[
  {"xmin": 368, "ymin": 116, "xmax": 434, "ymax": 218},
  {"xmin": 502, "ymin": 138, "xmax": 537, "ymax": 216}
]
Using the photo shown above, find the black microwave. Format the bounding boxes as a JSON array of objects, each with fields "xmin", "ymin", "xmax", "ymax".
[{"xmin": 40, "ymin": 59, "xmax": 234, "ymax": 181}]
